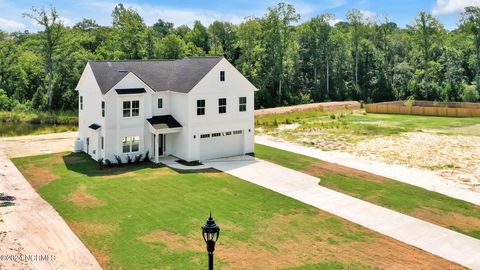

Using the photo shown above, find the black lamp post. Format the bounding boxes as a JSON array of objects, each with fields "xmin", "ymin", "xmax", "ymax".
[{"xmin": 201, "ymin": 212, "xmax": 220, "ymax": 270}]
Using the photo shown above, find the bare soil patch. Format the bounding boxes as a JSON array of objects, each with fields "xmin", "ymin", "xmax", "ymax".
[
  {"xmin": 88, "ymin": 246, "xmax": 110, "ymax": 270},
  {"xmin": 139, "ymin": 230, "xmax": 203, "ymax": 252},
  {"xmin": 411, "ymin": 208, "xmax": 480, "ymax": 232},
  {"xmin": 218, "ymin": 211, "xmax": 463, "ymax": 270},
  {"xmin": 68, "ymin": 184, "xmax": 106, "ymax": 207},
  {"xmin": 21, "ymin": 166, "xmax": 58, "ymax": 188},
  {"xmin": 67, "ymin": 221, "xmax": 117, "ymax": 236},
  {"xmin": 151, "ymin": 168, "xmax": 179, "ymax": 177},
  {"xmin": 302, "ymin": 161, "xmax": 388, "ymax": 183}
]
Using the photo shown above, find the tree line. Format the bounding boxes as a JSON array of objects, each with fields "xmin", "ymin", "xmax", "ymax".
[{"xmin": 1, "ymin": 3, "xmax": 480, "ymax": 112}]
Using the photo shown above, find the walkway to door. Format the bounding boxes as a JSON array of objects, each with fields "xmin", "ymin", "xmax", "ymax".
[{"xmin": 205, "ymin": 156, "xmax": 480, "ymax": 269}]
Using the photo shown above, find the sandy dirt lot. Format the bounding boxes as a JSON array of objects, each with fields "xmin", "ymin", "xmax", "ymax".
[
  {"xmin": 0, "ymin": 131, "xmax": 78, "ymax": 158},
  {"xmin": 349, "ymin": 132, "xmax": 480, "ymax": 189},
  {"xmin": 0, "ymin": 132, "xmax": 101, "ymax": 270}
]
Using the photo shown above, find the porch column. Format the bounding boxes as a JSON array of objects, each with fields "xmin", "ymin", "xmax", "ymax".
[{"xmin": 154, "ymin": 133, "xmax": 159, "ymax": 163}]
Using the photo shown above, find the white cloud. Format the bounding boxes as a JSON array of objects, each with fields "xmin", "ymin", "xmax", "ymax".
[
  {"xmin": 360, "ymin": 10, "xmax": 376, "ymax": 19},
  {"xmin": 432, "ymin": 0, "xmax": 480, "ymax": 15},
  {"xmin": 0, "ymin": 17, "xmax": 25, "ymax": 31},
  {"xmin": 88, "ymin": 1, "xmax": 255, "ymax": 27},
  {"xmin": 328, "ymin": 18, "xmax": 343, "ymax": 26},
  {"xmin": 59, "ymin": 16, "xmax": 74, "ymax": 27}
]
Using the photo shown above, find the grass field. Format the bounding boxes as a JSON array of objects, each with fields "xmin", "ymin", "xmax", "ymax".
[
  {"xmin": 255, "ymin": 144, "xmax": 480, "ymax": 240},
  {"xmin": 11, "ymin": 152, "xmax": 461, "ymax": 269},
  {"xmin": 256, "ymin": 110, "xmax": 480, "ymax": 147}
]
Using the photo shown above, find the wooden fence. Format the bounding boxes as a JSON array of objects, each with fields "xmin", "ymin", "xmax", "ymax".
[{"xmin": 365, "ymin": 101, "xmax": 480, "ymax": 117}]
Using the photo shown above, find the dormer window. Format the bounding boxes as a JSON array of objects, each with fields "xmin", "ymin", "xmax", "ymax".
[{"xmin": 220, "ymin": 71, "xmax": 225, "ymax": 81}]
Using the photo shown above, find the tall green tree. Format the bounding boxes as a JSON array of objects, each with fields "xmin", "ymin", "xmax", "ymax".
[{"xmin": 23, "ymin": 6, "xmax": 63, "ymax": 109}]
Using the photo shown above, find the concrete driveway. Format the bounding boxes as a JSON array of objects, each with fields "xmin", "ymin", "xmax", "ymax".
[{"xmin": 205, "ymin": 156, "xmax": 480, "ymax": 269}]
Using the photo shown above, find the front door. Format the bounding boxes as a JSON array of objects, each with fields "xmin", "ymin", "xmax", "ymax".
[{"xmin": 158, "ymin": 134, "xmax": 164, "ymax": 156}]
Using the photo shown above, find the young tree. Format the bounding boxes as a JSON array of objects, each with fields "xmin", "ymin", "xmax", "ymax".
[{"xmin": 23, "ymin": 6, "xmax": 63, "ymax": 109}]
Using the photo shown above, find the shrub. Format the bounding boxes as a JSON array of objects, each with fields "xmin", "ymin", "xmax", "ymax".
[
  {"xmin": 330, "ymin": 114, "xmax": 336, "ymax": 120},
  {"xmin": 134, "ymin": 154, "xmax": 142, "ymax": 164},
  {"xmin": 285, "ymin": 118, "xmax": 292, "ymax": 124},
  {"xmin": 105, "ymin": 159, "xmax": 113, "ymax": 168},
  {"xmin": 114, "ymin": 155, "xmax": 122, "ymax": 166},
  {"xmin": 97, "ymin": 158, "xmax": 104, "ymax": 170},
  {"xmin": 273, "ymin": 117, "xmax": 278, "ymax": 127},
  {"xmin": 127, "ymin": 155, "xmax": 133, "ymax": 165},
  {"xmin": 461, "ymin": 85, "xmax": 479, "ymax": 102},
  {"xmin": 404, "ymin": 95, "xmax": 415, "ymax": 108},
  {"xmin": 143, "ymin": 151, "xmax": 150, "ymax": 162}
]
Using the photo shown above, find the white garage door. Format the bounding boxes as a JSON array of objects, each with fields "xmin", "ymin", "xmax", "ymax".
[{"xmin": 199, "ymin": 130, "xmax": 244, "ymax": 161}]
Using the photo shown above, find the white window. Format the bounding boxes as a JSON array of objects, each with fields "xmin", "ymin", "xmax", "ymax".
[
  {"xmin": 220, "ymin": 71, "xmax": 225, "ymax": 81},
  {"xmin": 212, "ymin": 132, "xmax": 221, "ymax": 137},
  {"xmin": 200, "ymin": 134, "xmax": 210, "ymax": 138},
  {"xmin": 101, "ymin": 136, "xmax": 104, "ymax": 149},
  {"xmin": 233, "ymin": 130, "xmax": 243, "ymax": 135},
  {"xmin": 158, "ymin": 98, "xmax": 163, "ymax": 109},
  {"xmin": 239, "ymin": 97, "xmax": 246, "ymax": 112},
  {"xmin": 80, "ymin": 96, "xmax": 83, "ymax": 110},
  {"xmin": 197, "ymin": 99, "xmax": 205, "ymax": 115},
  {"xmin": 101, "ymin": 101, "xmax": 105, "ymax": 117},
  {"xmin": 122, "ymin": 136, "xmax": 140, "ymax": 153},
  {"xmin": 218, "ymin": 98, "xmax": 226, "ymax": 114},
  {"xmin": 225, "ymin": 131, "xmax": 232, "ymax": 136},
  {"xmin": 123, "ymin": 100, "xmax": 140, "ymax": 117}
]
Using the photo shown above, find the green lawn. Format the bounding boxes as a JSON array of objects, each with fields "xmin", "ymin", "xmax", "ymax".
[
  {"xmin": 15, "ymin": 152, "xmax": 459, "ymax": 269},
  {"xmin": 255, "ymin": 144, "xmax": 480, "ymax": 240}
]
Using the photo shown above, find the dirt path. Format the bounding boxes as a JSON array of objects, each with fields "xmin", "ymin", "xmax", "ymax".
[
  {"xmin": 0, "ymin": 131, "xmax": 78, "ymax": 158},
  {"xmin": 0, "ymin": 132, "xmax": 101, "ymax": 269},
  {"xmin": 254, "ymin": 101, "xmax": 361, "ymax": 116}
]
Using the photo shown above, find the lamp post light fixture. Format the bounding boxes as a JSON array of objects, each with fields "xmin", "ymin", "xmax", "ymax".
[{"xmin": 202, "ymin": 212, "xmax": 220, "ymax": 270}]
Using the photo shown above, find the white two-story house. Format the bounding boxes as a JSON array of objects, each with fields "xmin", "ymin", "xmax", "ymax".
[{"xmin": 75, "ymin": 57, "xmax": 256, "ymax": 163}]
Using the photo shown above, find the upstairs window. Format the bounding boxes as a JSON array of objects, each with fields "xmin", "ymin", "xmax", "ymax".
[
  {"xmin": 101, "ymin": 101, "xmax": 105, "ymax": 117},
  {"xmin": 80, "ymin": 96, "xmax": 83, "ymax": 110},
  {"xmin": 158, "ymin": 98, "xmax": 163, "ymax": 109},
  {"xmin": 218, "ymin": 98, "xmax": 226, "ymax": 114},
  {"xmin": 197, "ymin": 99, "xmax": 205, "ymax": 115},
  {"xmin": 220, "ymin": 71, "xmax": 225, "ymax": 81},
  {"xmin": 101, "ymin": 136, "xmax": 104, "ymax": 150},
  {"xmin": 123, "ymin": 101, "xmax": 131, "ymax": 117},
  {"xmin": 239, "ymin": 97, "xmax": 247, "ymax": 112},
  {"xmin": 123, "ymin": 100, "xmax": 140, "ymax": 117},
  {"xmin": 132, "ymin": 100, "xmax": 139, "ymax": 116}
]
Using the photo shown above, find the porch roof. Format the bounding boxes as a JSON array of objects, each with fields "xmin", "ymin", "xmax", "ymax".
[
  {"xmin": 88, "ymin": 123, "xmax": 101, "ymax": 130},
  {"xmin": 146, "ymin": 115, "xmax": 182, "ymax": 133}
]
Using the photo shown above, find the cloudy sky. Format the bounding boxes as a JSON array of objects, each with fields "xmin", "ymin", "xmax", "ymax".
[{"xmin": 0, "ymin": 0, "xmax": 479, "ymax": 32}]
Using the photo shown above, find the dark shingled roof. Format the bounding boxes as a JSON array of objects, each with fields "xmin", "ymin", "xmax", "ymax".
[
  {"xmin": 88, "ymin": 123, "xmax": 101, "ymax": 130},
  {"xmin": 89, "ymin": 57, "xmax": 223, "ymax": 94},
  {"xmin": 147, "ymin": 115, "xmax": 182, "ymax": 130},
  {"xmin": 115, "ymin": 88, "xmax": 146, "ymax": 95}
]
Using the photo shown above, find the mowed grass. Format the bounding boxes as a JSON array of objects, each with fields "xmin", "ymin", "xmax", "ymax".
[
  {"xmin": 255, "ymin": 109, "xmax": 480, "ymax": 138},
  {"xmin": 11, "ymin": 152, "xmax": 462, "ymax": 270},
  {"xmin": 256, "ymin": 144, "xmax": 480, "ymax": 240}
]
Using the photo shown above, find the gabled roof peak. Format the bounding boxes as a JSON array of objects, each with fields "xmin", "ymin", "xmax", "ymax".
[{"xmin": 88, "ymin": 57, "xmax": 224, "ymax": 94}]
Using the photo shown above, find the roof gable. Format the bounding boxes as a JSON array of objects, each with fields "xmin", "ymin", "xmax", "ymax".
[{"xmin": 88, "ymin": 57, "xmax": 223, "ymax": 94}]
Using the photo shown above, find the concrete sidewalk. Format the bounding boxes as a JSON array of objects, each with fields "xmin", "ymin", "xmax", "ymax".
[
  {"xmin": 256, "ymin": 135, "xmax": 480, "ymax": 206},
  {"xmin": 0, "ymin": 152, "xmax": 102, "ymax": 270},
  {"xmin": 206, "ymin": 156, "xmax": 480, "ymax": 269}
]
